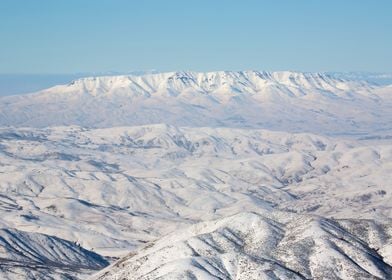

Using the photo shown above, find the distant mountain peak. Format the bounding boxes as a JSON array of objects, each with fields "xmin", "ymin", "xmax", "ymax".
[
  {"xmin": 65, "ymin": 70, "xmax": 371, "ymax": 94},
  {"xmin": 0, "ymin": 71, "xmax": 390, "ymax": 136}
]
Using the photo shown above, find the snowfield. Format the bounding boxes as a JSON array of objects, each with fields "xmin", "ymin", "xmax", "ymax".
[{"xmin": 0, "ymin": 71, "xmax": 391, "ymax": 279}]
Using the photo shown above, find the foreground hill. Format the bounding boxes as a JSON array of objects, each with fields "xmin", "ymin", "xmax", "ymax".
[
  {"xmin": 91, "ymin": 212, "xmax": 392, "ymax": 280},
  {"xmin": 0, "ymin": 71, "xmax": 391, "ymax": 137},
  {"xmin": 0, "ymin": 228, "xmax": 108, "ymax": 279}
]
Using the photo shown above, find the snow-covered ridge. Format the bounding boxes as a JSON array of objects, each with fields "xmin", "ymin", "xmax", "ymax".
[
  {"xmin": 0, "ymin": 228, "xmax": 109, "ymax": 279},
  {"xmin": 65, "ymin": 70, "xmax": 371, "ymax": 94},
  {"xmin": 92, "ymin": 212, "xmax": 392, "ymax": 280},
  {"xmin": 0, "ymin": 70, "xmax": 391, "ymax": 136}
]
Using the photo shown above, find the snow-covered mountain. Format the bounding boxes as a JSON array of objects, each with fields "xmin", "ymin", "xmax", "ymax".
[
  {"xmin": 1, "ymin": 71, "xmax": 392, "ymax": 279},
  {"xmin": 1, "ymin": 71, "xmax": 391, "ymax": 137},
  {"xmin": 0, "ymin": 125, "xmax": 391, "ymax": 279}
]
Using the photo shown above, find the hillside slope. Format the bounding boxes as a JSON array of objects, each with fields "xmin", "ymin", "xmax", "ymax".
[
  {"xmin": 91, "ymin": 212, "xmax": 392, "ymax": 280},
  {"xmin": 0, "ymin": 228, "xmax": 109, "ymax": 280}
]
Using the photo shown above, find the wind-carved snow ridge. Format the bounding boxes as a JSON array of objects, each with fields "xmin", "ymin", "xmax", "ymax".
[{"xmin": 0, "ymin": 71, "xmax": 391, "ymax": 137}]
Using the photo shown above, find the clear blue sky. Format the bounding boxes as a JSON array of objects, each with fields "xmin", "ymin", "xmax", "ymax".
[{"xmin": 0, "ymin": 0, "xmax": 391, "ymax": 74}]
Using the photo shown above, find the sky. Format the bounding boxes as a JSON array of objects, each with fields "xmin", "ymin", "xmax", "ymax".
[{"xmin": 0, "ymin": 0, "xmax": 391, "ymax": 74}]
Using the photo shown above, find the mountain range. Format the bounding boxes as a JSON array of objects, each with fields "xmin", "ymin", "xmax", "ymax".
[
  {"xmin": 1, "ymin": 71, "xmax": 391, "ymax": 137},
  {"xmin": 0, "ymin": 71, "xmax": 391, "ymax": 279}
]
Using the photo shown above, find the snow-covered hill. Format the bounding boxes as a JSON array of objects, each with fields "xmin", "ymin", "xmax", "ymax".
[
  {"xmin": 1, "ymin": 71, "xmax": 391, "ymax": 137},
  {"xmin": 91, "ymin": 212, "xmax": 392, "ymax": 280},
  {"xmin": 0, "ymin": 125, "xmax": 391, "ymax": 279},
  {"xmin": 0, "ymin": 228, "xmax": 109, "ymax": 279}
]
